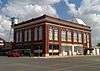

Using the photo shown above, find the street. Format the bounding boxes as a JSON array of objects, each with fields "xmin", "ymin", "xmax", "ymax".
[{"xmin": 0, "ymin": 56, "xmax": 100, "ymax": 71}]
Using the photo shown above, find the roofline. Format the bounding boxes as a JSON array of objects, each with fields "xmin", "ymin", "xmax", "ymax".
[
  {"xmin": 44, "ymin": 15, "xmax": 90, "ymax": 28},
  {"xmin": 14, "ymin": 14, "xmax": 91, "ymax": 31},
  {"xmin": 14, "ymin": 15, "xmax": 47, "ymax": 26},
  {"xmin": 14, "ymin": 14, "xmax": 90, "ymax": 27}
]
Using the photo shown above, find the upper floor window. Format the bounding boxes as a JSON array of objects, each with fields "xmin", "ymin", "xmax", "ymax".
[
  {"xmin": 61, "ymin": 30, "xmax": 66, "ymax": 41},
  {"xmin": 24, "ymin": 29, "xmax": 27, "ymax": 42},
  {"xmin": 34, "ymin": 27, "xmax": 38, "ymax": 41},
  {"xmin": 78, "ymin": 32, "xmax": 82, "ymax": 43},
  {"xmin": 54, "ymin": 28, "xmax": 58, "ymax": 41},
  {"xmin": 87, "ymin": 34, "xmax": 89, "ymax": 43},
  {"xmin": 16, "ymin": 31, "xmax": 19, "ymax": 42},
  {"xmin": 73, "ymin": 31, "xmax": 78, "ymax": 42},
  {"xmin": 49, "ymin": 27, "xmax": 53, "ymax": 40},
  {"xmin": 39, "ymin": 26, "xmax": 43, "ymax": 40},
  {"xmin": 28, "ymin": 29, "xmax": 31, "ymax": 41},
  {"xmin": 67, "ymin": 30, "xmax": 72, "ymax": 42},
  {"xmin": 84, "ymin": 33, "xmax": 87, "ymax": 43},
  {"xmin": 19, "ymin": 30, "xmax": 22, "ymax": 42},
  {"xmin": 87, "ymin": 34, "xmax": 90, "ymax": 48}
]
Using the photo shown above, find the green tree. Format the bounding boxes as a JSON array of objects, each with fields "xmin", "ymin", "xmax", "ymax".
[{"xmin": 96, "ymin": 43, "xmax": 100, "ymax": 47}]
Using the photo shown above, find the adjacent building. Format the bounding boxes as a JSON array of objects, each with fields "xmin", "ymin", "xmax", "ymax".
[
  {"xmin": 0, "ymin": 38, "xmax": 5, "ymax": 48},
  {"xmin": 13, "ymin": 15, "xmax": 92, "ymax": 57}
]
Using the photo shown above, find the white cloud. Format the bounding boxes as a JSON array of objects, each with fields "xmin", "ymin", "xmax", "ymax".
[
  {"xmin": 0, "ymin": 15, "xmax": 11, "ymax": 41},
  {"xmin": 1, "ymin": 0, "xmax": 60, "ymax": 21},
  {"xmin": 64, "ymin": 0, "xmax": 78, "ymax": 16},
  {"xmin": 64, "ymin": 0, "xmax": 100, "ymax": 46},
  {"xmin": 0, "ymin": 0, "xmax": 61, "ymax": 41}
]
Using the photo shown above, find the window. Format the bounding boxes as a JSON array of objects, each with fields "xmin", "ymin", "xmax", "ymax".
[
  {"xmin": 61, "ymin": 30, "xmax": 66, "ymax": 41},
  {"xmin": 78, "ymin": 32, "xmax": 82, "ymax": 43},
  {"xmin": 73, "ymin": 31, "xmax": 77, "ymax": 42},
  {"xmin": 87, "ymin": 34, "xmax": 90, "ymax": 48},
  {"xmin": 28, "ymin": 29, "xmax": 31, "ymax": 41},
  {"xmin": 49, "ymin": 27, "xmax": 53, "ymax": 40},
  {"xmin": 67, "ymin": 31, "xmax": 72, "ymax": 41},
  {"xmin": 84, "ymin": 33, "xmax": 87, "ymax": 43},
  {"xmin": 34, "ymin": 27, "xmax": 38, "ymax": 41},
  {"xmin": 24, "ymin": 30, "xmax": 27, "ymax": 41},
  {"xmin": 54, "ymin": 28, "xmax": 58, "ymax": 41},
  {"xmin": 39, "ymin": 26, "xmax": 42, "ymax": 40},
  {"xmin": 16, "ymin": 31, "xmax": 19, "ymax": 42},
  {"xmin": 87, "ymin": 34, "xmax": 89, "ymax": 43},
  {"xmin": 19, "ymin": 30, "xmax": 22, "ymax": 42}
]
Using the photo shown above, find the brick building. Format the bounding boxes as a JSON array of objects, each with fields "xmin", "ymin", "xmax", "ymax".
[{"xmin": 13, "ymin": 15, "xmax": 92, "ymax": 57}]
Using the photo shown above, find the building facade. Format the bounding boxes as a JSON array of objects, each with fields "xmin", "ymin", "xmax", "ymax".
[{"xmin": 13, "ymin": 15, "xmax": 92, "ymax": 57}]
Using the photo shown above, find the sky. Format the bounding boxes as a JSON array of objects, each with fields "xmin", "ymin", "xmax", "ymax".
[{"xmin": 0, "ymin": 0, "xmax": 100, "ymax": 46}]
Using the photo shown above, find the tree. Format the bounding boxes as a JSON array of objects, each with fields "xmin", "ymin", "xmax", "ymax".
[{"xmin": 96, "ymin": 43, "xmax": 100, "ymax": 47}]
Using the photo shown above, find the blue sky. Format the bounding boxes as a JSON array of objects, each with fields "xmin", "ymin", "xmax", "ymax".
[{"xmin": 55, "ymin": 0, "xmax": 82, "ymax": 20}]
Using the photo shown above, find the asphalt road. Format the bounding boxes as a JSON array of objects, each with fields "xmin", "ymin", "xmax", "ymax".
[{"xmin": 0, "ymin": 56, "xmax": 100, "ymax": 71}]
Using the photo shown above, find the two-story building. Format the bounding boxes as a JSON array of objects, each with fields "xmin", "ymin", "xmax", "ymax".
[{"xmin": 13, "ymin": 15, "xmax": 92, "ymax": 57}]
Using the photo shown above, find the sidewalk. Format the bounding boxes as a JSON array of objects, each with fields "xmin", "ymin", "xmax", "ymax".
[{"xmin": 18, "ymin": 55, "xmax": 100, "ymax": 59}]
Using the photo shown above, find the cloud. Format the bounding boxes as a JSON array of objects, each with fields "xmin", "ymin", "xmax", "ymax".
[
  {"xmin": 64, "ymin": 0, "xmax": 100, "ymax": 46},
  {"xmin": 0, "ymin": 15, "xmax": 11, "ymax": 41},
  {"xmin": 0, "ymin": 0, "xmax": 61, "ymax": 41},
  {"xmin": 1, "ymin": 0, "xmax": 60, "ymax": 21},
  {"xmin": 64, "ymin": 0, "xmax": 78, "ymax": 16}
]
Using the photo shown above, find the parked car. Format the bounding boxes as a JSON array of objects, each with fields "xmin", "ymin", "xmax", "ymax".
[{"xmin": 6, "ymin": 49, "xmax": 22, "ymax": 57}]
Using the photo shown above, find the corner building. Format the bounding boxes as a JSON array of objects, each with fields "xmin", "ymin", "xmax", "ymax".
[{"xmin": 13, "ymin": 15, "xmax": 92, "ymax": 57}]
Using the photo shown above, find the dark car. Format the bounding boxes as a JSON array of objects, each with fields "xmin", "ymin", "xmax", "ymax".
[{"xmin": 7, "ymin": 49, "xmax": 22, "ymax": 57}]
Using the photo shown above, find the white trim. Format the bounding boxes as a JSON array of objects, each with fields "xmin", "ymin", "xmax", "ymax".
[
  {"xmin": 0, "ymin": 43, "xmax": 4, "ymax": 45},
  {"xmin": 47, "ymin": 23, "xmax": 90, "ymax": 33},
  {"xmin": 53, "ymin": 50, "xmax": 59, "ymax": 53}
]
